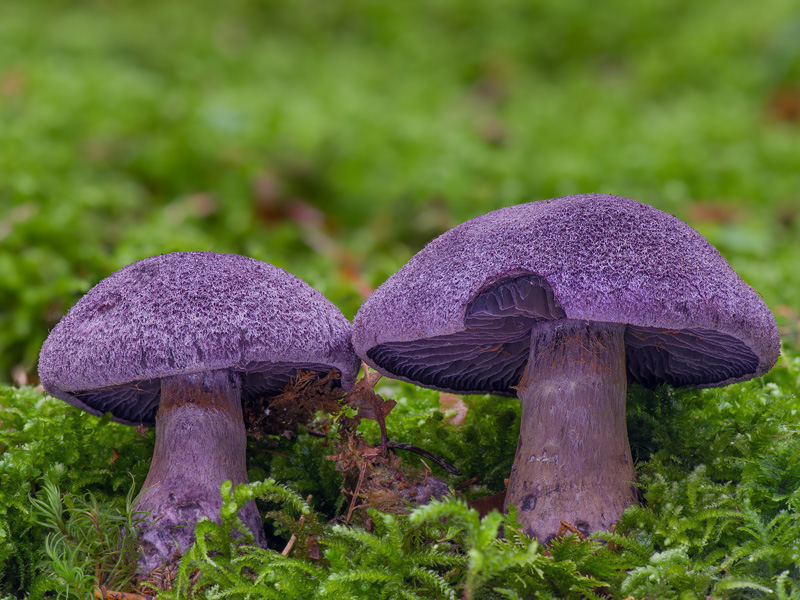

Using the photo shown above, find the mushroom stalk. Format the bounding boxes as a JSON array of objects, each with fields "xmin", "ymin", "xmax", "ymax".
[
  {"xmin": 505, "ymin": 319, "xmax": 637, "ymax": 543},
  {"xmin": 134, "ymin": 369, "xmax": 265, "ymax": 574}
]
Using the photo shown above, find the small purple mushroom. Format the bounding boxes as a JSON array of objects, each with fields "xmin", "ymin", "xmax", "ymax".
[
  {"xmin": 353, "ymin": 194, "xmax": 780, "ymax": 543},
  {"xmin": 38, "ymin": 251, "xmax": 360, "ymax": 573}
]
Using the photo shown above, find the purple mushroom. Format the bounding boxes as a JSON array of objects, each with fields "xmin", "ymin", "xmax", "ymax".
[
  {"xmin": 353, "ymin": 194, "xmax": 780, "ymax": 543},
  {"xmin": 38, "ymin": 252, "xmax": 360, "ymax": 573}
]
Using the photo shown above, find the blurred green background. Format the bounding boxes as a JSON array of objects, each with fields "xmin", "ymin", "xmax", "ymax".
[{"xmin": 2, "ymin": 0, "xmax": 799, "ymax": 382}]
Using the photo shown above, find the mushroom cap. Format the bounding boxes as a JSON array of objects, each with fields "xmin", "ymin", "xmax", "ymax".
[
  {"xmin": 353, "ymin": 194, "xmax": 780, "ymax": 395},
  {"xmin": 39, "ymin": 252, "xmax": 360, "ymax": 426}
]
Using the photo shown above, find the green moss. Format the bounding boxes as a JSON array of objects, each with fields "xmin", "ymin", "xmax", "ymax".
[
  {"xmin": 1, "ymin": 0, "xmax": 799, "ymax": 380},
  {"xmin": 2, "ymin": 0, "xmax": 799, "ymax": 596},
  {"xmin": 0, "ymin": 386, "xmax": 153, "ymax": 595},
  {"xmin": 1, "ymin": 353, "xmax": 797, "ymax": 598}
]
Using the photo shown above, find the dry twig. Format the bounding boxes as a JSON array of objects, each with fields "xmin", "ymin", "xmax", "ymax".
[
  {"xmin": 558, "ymin": 520, "xmax": 588, "ymax": 541},
  {"xmin": 281, "ymin": 495, "xmax": 313, "ymax": 556},
  {"xmin": 387, "ymin": 441, "xmax": 461, "ymax": 475},
  {"xmin": 346, "ymin": 460, "xmax": 368, "ymax": 523}
]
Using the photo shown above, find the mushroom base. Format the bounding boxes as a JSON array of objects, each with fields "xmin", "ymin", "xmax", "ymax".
[
  {"xmin": 505, "ymin": 319, "xmax": 638, "ymax": 543},
  {"xmin": 134, "ymin": 370, "xmax": 265, "ymax": 575}
]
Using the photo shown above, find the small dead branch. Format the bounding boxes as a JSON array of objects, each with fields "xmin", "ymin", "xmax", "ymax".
[
  {"xmin": 282, "ymin": 495, "xmax": 313, "ymax": 556},
  {"xmin": 387, "ymin": 441, "xmax": 461, "ymax": 475},
  {"xmin": 557, "ymin": 520, "xmax": 588, "ymax": 541},
  {"xmin": 346, "ymin": 460, "xmax": 368, "ymax": 523}
]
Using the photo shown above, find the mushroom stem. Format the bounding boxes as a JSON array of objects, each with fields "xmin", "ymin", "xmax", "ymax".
[
  {"xmin": 505, "ymin": 319, "xmax": 637, "ymax": 543},
  {"xmin": 134, "ymin": 369, "xmax": 265, "ymax": 574}
]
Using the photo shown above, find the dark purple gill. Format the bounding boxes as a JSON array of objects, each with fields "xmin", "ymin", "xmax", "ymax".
[
  {"xmin": 39, "ymin": 252, "xmax": 360, "ymax": 426},
  {"xmin": 355, "ymin": 195, "xmax": 779, "ymax": 394},
  {"xmin": 367, "ymin": 274, "xmax": 760, "ymax": 394},
  {"xmin": 67, "ymin": 361, "xmax": 340, "ymax": 426}
]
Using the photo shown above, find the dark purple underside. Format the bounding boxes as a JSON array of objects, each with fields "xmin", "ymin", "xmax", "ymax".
[
  {"xmin": 366, "ymin": 275, "xmax": 760, "ymax": 393},
  {"xmin": 71, "ymin": 362, "xmax": 338, "ymax": 426}
]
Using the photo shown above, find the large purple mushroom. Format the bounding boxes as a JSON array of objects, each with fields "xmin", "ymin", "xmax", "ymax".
[
  {"xmin": 353, "ymin": 194, "xmax": 780, "ymax": 543},
  {"xmin": 38, "ymin": 251, "xmax": 360, "ymax": 573}
]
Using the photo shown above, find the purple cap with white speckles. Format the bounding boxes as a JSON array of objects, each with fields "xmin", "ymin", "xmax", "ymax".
[
  {"xmin": 353, "ymin": 194, "xmax": 780, "ymax": 394},
  {"xmin": 39, "ymin": 252, "xmax": 360, "ymax": 425}
]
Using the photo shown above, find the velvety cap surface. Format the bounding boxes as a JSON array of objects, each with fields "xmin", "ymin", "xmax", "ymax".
[
  {"xmin": 39, "ymin": 252, "xmax": 360, "ymax": 425},
  {"xmin": 354, "ymin": 194, "xmax": 780, "ymax": 394}
]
